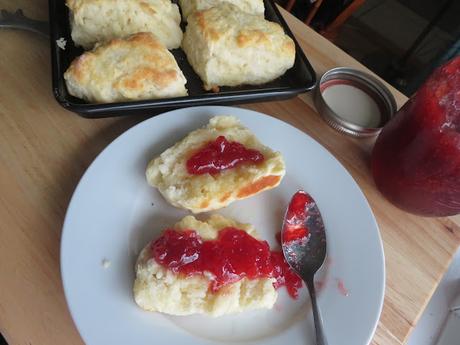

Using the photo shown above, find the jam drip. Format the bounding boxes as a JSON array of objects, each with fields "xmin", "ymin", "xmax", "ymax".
[
  {"xmin": 151, "ymin": 227, "xmax": 303, "ymax": 298},
  {"xmin": 186, "ymin": 136, "xmax": 264, "ymax": 175},
  {"xmin": 270, "ymin": 251, "xmax": 303, "ymax": 298}
]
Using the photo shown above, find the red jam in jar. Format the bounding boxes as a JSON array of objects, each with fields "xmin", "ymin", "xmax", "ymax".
[
  {"xmin": 151, "ymin": 227, "xmax": 303, "ymax": 298},
  {"xmin": 371, "ymin": 57, "xmax": 460, "ymax": 216},
  {"xmin": 186, "ymin": 136, "xmax": 264, "ymax": 175}
]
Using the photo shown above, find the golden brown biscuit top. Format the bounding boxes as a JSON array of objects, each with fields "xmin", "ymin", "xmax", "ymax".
[
  {"xmin": 236, "ymin": 29, "xmax": 270, "ymax": 47},
  {"xmin": 189, "ymin": 3, "xmax": 294, "ymax": 56},
  {"xmin": 66, "ymin": 32, "xmax": 180, "ymax": 88},
  {"xmin": 195, "ymin": 11, "xmax": 222, "ymax": 41},
  {"xmin": 67, "ymin": 0, "xmax": 159, "ymax": 12}
]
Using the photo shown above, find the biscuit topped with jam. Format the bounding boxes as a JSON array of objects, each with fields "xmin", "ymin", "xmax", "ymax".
[
  {"xmin": 146, "ymin": 116, "xmax": 285, "ymax": 213},
  {"xmin": 133, "ymin": 215, "xmax": 302, "ymax": 316}
]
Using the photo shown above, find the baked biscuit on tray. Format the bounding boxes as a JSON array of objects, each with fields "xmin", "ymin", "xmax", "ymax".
[
  {"xmin": 64, "ymin": 33, "xmax": 188, "ymax": 103},
  {"xmin": 182, "ymin": 3, "xmax": 295, "ymax": 91},
  {"xmin": 146, "ymin": 116, "xmax": 285, "ymax": 213},
  {"xmin": 179, "ymin": 0, "xmax": 264, "ymax": 21},
  {"xmin": 66, "ymin": 0, "xmax": 183, "ymax": 49}
]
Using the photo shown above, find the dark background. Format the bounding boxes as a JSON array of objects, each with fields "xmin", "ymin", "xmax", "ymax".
[{"xmin": 280, "ymin": 0, "xmax": 460, "ymax": 95}]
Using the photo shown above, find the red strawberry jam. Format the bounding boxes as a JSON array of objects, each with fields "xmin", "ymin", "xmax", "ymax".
[
  {"xmin": 151, "ymin": 227, "xmax": 303, "ymax": 298},
  {"xmin": 282, "ymin": 191, "xmax": 312, "ymax": 244},
  {"xmin": 270, "ymin": 251, "xmax": 304, "ymax": 298},
  {"xmin": 186, "ymin": 136, "xmax": 264, "ymax": 175},
  {"xmin": 372, "ymin": 56, "xmax": 460, "ymax": 216}
]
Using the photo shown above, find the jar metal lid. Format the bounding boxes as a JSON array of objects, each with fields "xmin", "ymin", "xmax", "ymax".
[{"xmin": 314, "ymin": 67, "xmax": 397, "ymax": 137}]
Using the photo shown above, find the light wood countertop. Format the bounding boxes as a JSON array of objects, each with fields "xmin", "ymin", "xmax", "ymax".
[{"xmin": 0, "ymin": 1, "xmax": 459, "ymax": 344}]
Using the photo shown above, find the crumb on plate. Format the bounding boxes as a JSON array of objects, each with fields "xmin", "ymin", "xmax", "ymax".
[{"xmin": 101, "ymin": 258, "xmax": 111, "ymax": 269}]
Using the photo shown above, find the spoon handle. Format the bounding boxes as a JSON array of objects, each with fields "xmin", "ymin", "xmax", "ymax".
[
  {"xmin": 0, "ymin": 9, "xmax": 49, "ymax": 37},
  {"xmin": 306, "ymin": 276, "xmax": 328, "ymax": 345}
]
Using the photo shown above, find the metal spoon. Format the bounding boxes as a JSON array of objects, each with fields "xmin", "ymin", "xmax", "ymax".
[{"xmin": 282, "ymin": 190, "xmax": 328, "ymax": 345}]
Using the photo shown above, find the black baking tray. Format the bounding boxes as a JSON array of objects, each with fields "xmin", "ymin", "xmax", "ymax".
[{"xmin": 49, "ymin": 0, "xmax": 316, "ymax": 118}]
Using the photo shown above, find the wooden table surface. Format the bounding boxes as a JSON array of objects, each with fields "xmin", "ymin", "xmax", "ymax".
[{"xmin": 0, "ymin": 1, "xmax": 459, "ymax": 344}]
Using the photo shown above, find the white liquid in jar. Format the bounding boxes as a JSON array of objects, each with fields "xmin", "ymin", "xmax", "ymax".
[{"xmin": 322, "ymin": 84, "xmax": 381, "ymax": 128}]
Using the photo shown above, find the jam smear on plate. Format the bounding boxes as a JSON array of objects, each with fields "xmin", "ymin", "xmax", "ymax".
[
  {"xmin": 186, "ymin": 136, "xmax": 264, "ymax": 175},
  {"xmin": 151, "ymin": 227, "xmax": 303, "ymax": 298}
]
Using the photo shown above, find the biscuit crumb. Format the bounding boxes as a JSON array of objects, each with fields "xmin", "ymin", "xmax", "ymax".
[
  {"xmin": 101, "ymin": 258, "xmax": 111, "ymax": 269},
  {"xmin": 56, "ymin": 37, "xmax": 67, "ymax": 50}
]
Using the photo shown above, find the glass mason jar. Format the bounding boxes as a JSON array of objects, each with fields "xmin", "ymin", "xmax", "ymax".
[{"xmin": 371, "ymin": 57, "xmax": 460, "ymax": 217}]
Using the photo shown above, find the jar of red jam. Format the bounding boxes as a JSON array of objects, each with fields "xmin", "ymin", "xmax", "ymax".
[{"xmin": 371, "ymin": 57, "xmax": 460, "ymax": 217}]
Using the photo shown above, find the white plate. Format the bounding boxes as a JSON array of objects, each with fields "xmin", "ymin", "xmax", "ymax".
[{"xmin": 61, "ymin": 106, "xmax": 385, "ymax": 345}]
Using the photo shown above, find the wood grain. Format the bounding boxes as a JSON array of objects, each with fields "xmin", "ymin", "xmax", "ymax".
[{"xmin": 0, "ymin": 1, "xmax": 459, "ymax": 345}]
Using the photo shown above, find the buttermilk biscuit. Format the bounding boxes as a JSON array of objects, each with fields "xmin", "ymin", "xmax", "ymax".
[
  {"xmin": 182, "ymin": 3, "xmax": 295, "ymax": 91},
  {"xmin": 66, "ymin": 0, "xmax": 183, "ymax": 49},
  {"xmin": 179, "ymin": 0, "xmax": 264, "ymax": 21},
  {"xmin": 146, "ymin": 116, "xmax": 285, "ymax": 213},
  {"xmin": 133, "ymin": 215, "xmax": 278, "ymax": 316},
  {"xmin": 64, "ymin": 33, "xmax": 188, "ymax": 103}
]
